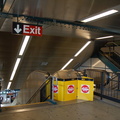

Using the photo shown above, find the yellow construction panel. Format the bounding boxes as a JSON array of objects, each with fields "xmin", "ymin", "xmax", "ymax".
[
  {"xmin": 53, "ymin": 78, "xmax": 94, "ymax": 102},
  {"xmin": 54, "ymin": 81, "xmax": 64, "ymax": 101},
  {"xmin": 54, "ymin": 80, "xmax": 77, "ymax": 101},
  {"xmin": 46, "ymin": 80, "xmax": 51, "ymax": 99},
  {"xmin": 77, "ymin": 80, "xmax": 94, "ymax": 101},
  {"xmin": 63, "ymin": 80, "xmax": 77, "ymax": 101}
]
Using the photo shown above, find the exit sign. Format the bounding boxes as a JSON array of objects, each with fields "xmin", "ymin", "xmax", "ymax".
[{"xmin": 12, "ymin": 22, "xmax": 42, "ymax": 36}]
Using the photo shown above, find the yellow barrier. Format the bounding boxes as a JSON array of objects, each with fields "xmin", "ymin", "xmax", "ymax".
[
  {"xmin": 77, "ymin": 80, "xmax": 94, "ymax": 101},
  {"xmin": 53, "ymin": 80, "xmax": 77, "ymax": 101},
  {"xmin": 53, "ymin": 77, "xmax": 94, "ymax": 101}
]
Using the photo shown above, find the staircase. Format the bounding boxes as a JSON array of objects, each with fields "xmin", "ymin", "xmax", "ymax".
[{"xmin": 98, "ymin": 42, "xmax": 120, "ymax": 73}]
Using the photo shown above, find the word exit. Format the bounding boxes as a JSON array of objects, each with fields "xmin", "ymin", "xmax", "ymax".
[{"xmin": 13, "ymin": 22, "xmax": 42, "ymax": 37}]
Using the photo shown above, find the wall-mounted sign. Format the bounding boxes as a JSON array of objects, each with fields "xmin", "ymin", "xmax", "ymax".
[{"xmin": 12, "ymin": 22, "xmax": 42, "ymax": 36}]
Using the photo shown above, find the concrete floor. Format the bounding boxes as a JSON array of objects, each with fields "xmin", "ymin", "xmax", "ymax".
[{"xmin": 0, "ymin": 98, "xmax": 120, "ymax": 120}]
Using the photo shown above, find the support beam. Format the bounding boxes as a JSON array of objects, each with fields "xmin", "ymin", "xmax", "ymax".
[{"xmin": 0, "ymin": 12, "xmax": 120, "ymax": 35}]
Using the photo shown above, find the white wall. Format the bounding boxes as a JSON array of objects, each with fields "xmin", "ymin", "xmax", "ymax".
[{"xmin": 77, "ymin": 58, "xmax": 112, "ymax": 72}]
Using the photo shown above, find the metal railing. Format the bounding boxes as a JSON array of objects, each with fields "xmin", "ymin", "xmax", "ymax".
[
  {"xmin": 99, "ymin": 50, "xmax": 120, "ymax": 70},
  {"xmin": 84, "ymin": 69, "xmax": 120, "ymax": 103},
  {"xmin": 40, "ymin": 78, "xmax": 52, "ymax": 102},
  {"xmin": 27, "ymin": 76, "xmax": 53, "ymax": 104},
  {"xmin": 103, "ymin": 42, "xmax": 120, "ymax": 57}
]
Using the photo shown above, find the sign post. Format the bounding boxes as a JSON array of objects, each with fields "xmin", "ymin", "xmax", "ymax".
[{"xmin": 13, "ymin": 22, "xmax": 42, "ymax": 36}]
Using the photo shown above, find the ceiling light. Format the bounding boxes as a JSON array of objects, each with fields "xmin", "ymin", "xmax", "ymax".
[
  {"xmin": 10, "ymin": 58, "xmax": 21, "ymax": 81},
  {"xmin": 74, "ymin": 41, "xmax": 91, "ymax": 57},
  {"xmin": 81, "ymin": 9, "xmax": 118, "ymax": 23},
  {"xmin": 61, "ymin": 59, "xmax": 74, "ymax": 70},
  {"xmin": 19, "ymin": 36, "xmax": 30, "ymax": 55},
  {"xmin": 96, "ymin": 35, "xmax": 114, "ymax": 40},
  {"xmin": 60, "ymin": 41, "xmax": 91, "ymax": 70},
  {"xmin": 92, "ymin": 60, "xmax": 101, "ymax": 67},
  {"xmin": 7, "ymin": 82, "xmax": 12, "ymax": 89}
]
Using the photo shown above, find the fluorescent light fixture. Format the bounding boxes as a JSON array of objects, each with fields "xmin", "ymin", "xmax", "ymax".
[
  {"xmin": 61, "ymin": 58, "xmax": 74, "ymax": 70},
  {"xmin": 74, "ymin": 41, "xmax": 91, "ymax": 57},
  {"xmin": 7, "ymin": 82, "xmax": 12, "ymax": 89},
  {"xmin": 81, "ymin": 9, "xmax": 118, "ymax": 23},
  {"xmin": 92, "ymin": 60, "xmax": 101, "ymax": 67},
  {"xmin": 10, "ymin": 58, "xmax": 21, "ymax": 81},
  {"xmin": 19, "ymin": 36, "xmax": 30, "ymax": 55},
  {"xmin": 60, "ymin": 41, "xmax": 91, "ymax": 70},
  {"xmin": 96, "ymin": 35, "xmax": 114, "ymax": 40}
]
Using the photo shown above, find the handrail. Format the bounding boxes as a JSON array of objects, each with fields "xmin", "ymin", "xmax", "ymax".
[
  {"xmin": 85, "ymin": 69, "xmax": 107, "ymax": 73},
  {"xmin": 26, "ymin": 76, "xmax": 52, "ymax": 104},
  {"xmin": 84, "ymin": 69, "xmax": 110, "ymax": 86},
  {"xmin": 111, "ymin": 74, "xmax": 118, "ymax": 80},
  {"xmin": 99, "ymin": 50, "xmax": 120, "ymax": 69},
  {"xmin": 113, "ymin": 50, "xmax": 120, "ymax": 57},
  {"xmin": 103, "ymin": 42, "xmax": 120, "ymax": 56},
  {"xmin": 40, "ymin": 79, "xmax": 52, "ymax": 102},
  {"xmin": 105, "ymin": 42, "xmax": 119, "ymax": 47},
  {"xmin": 107, "ymin": 81, "xmax": 118, "ymax": 90}
]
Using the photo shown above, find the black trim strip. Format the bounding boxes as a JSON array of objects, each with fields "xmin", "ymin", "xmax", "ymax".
[{"xmin": 56, "ymin": 78, "xmax": 93, "ymax": 81}]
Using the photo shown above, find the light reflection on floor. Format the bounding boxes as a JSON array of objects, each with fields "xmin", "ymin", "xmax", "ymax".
[{"xmin": 1, "ymin": 103, "xmax": 13, "ymax": 107}]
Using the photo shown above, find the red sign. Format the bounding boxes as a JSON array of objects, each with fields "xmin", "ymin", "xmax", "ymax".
[
  {"xmin": 68, "ymin": 85, "xmax": 74, "ymax": 94},
  {"xmin": 13, "ymin": 22, "xmax": 42, "ymax": 36},
  {"xmin": 53, "ymin": 85, "xmax": 58, "ymax": 93},
  {"xmin": 81, "ymin": 85, "xmax": 90, "ymax": 93},
  {"xmin": 23, "ymin": 25, "xmax": 42, "ymax": 36}
]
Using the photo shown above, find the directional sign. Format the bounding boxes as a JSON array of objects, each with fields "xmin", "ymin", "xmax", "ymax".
[{"xmin": 13, "ymin": 22, "xmax": 42, "ymax": 36}]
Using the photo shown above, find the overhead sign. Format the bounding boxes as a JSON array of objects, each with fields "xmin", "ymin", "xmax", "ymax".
[
  {"xmin": 81, "ymin": 85, "xmax": 90, "ymax": 93},
  {"xmin": 13, "ymin": 22, "xmax": 42, "ymax": 36},
  {"xmin": 53, "ymin": 85, "xmax": 58, "ymax": 93},
  {"xmin": 67, "ymin": 85, "xmax": 74, "ymax": 94}
]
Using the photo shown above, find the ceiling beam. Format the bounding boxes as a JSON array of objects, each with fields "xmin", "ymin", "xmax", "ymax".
[{"xmin": 0, "ymin": 12, "xmax": 120, "ymax": 35}]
